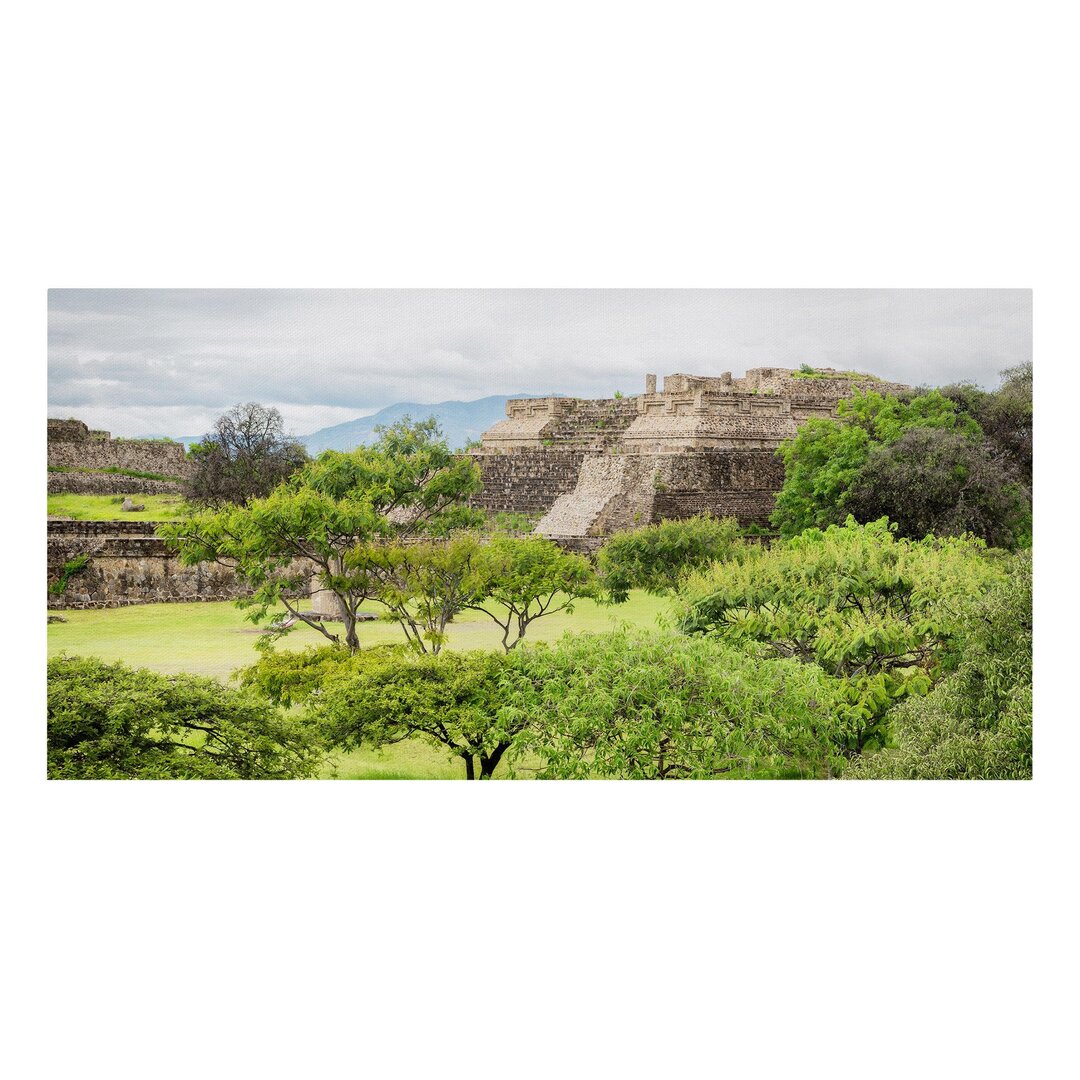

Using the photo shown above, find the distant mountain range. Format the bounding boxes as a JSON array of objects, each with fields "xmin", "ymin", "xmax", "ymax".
[
  {"xmin": 136, "ymin": 394, "xmax": 544, "ymax": 454},
  {"xmin": 299, "ymin": 395, "xmax": 538, "ymax": 454}
]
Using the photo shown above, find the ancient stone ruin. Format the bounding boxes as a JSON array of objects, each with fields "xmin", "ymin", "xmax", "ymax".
[
  {"xmin": 47, "ymin": 418, "xmax": 190, "ymax": 495},
  {"xmin": 469, "ymin": 366, "xmax": 910, "ymax": 545}
]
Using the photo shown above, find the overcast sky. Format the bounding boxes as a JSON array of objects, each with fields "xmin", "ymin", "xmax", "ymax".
[{"xmin": 48, "ymin": 289, "xmax": 1032, "ymax": 438}]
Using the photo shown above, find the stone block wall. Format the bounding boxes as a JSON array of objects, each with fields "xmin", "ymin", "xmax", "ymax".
[
  {"xmin": 47, "ymin": 520, "xmax": 248, "ymax": 609},
  {"xmin": 475, "ymin": 365, "xmax": 911, "ymax": 538},
  {"xmin": 48, "ymin": 472, "xmax": 184, "ymax": 496},
  {"xmin": 468, "ymin": 449, "xmax": 586, "ymax": 514},
  {"xmin": 48, "ymin": 418, "xmax": 190, "ymax": 478}
]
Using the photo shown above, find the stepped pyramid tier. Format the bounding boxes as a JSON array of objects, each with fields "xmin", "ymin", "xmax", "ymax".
[{"xmin": 468, "ymin": 366, "xmax": 911, "ymax": 541}]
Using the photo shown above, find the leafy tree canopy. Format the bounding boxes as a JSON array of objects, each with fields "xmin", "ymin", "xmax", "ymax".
[
  {"xmin": 770, "ymin": 388, "xmax": 981, "ymax": 538},
  {"xmin": 940, "ymin": 361, "xmax": 1032, "ymax": 489},
  {"xmin": 675, "ymin": 518, "xmax": 1006, "ymax": 745},
  {"xmin": 464, "ymin": 535, "xmax": 598, "ymax": 650},
  {"xmin": 596, "ymin": 514, "xmax": 745, "ymax": 603},
  {"xmin": 187, "ymin": 402, "xmax": 309, "ymax": 506},
  {"xmin": 160, "ymin": 417, "xmax": 483, "ymax": 651},
  {"xmin": 505, "ymin": 631, "xmax": 855, "ymax": 779},
  {"xmin": 243, "ymin": 645, "xmax": 518, "ymax": 779},
  {"xmin": 846, "ymin": 551, "xmax": 1031, "ymax": 779},
  {"xmin": 48, "ymin": 655, "xmax": 323, "ymax": 779},
  {"xmin": 844, "ymin": 427, "xmax": 1029, "ymax": 549}
]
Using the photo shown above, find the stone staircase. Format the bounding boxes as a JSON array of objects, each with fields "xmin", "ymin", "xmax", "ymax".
[{"xmin": 536, "ymin": 454, "xmax": 630, "ymax": 538}]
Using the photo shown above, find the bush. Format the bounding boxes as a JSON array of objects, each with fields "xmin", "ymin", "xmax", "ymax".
[
  {"xmin": 844, "ymin": 427, "xmax": 1028, "ymax": 549},
  {"xmin": 48, "ymin": 655, "xmax": 324, "ymax": 779},
  {"xmin": 597, "ymin": 514, "xmax": 744, "ymax": 603},
  {"xmin": 505, "ymin": 631, "xmax": 855, "ymax": 779},
  {"xmin": 771, "ymin": 388, "xmax": 980, "ymax": 538},
  {"xmin": 846, "ymin": 553, "xmax": 1032, "ymax": 779},
  {"xmin": 675, "ymin": 518, "xmax": 1006, "ymax": 745}
]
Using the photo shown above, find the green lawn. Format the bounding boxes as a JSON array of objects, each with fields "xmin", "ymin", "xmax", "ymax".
[
  {"xmin": 47, "ymin": 592, "xmax": 670, "ymax": 779},
  {"xmin": 48, "ymin": 494, "xmax": 188, "ymax": 521}
]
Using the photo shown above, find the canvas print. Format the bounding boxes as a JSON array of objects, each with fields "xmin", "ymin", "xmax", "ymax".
[{"xmin": 47, "ymin": 289, "xmax": 1033, "ymax": 780}]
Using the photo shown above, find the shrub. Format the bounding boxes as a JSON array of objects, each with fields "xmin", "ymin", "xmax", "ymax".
[
  {"xmin": 597, "ymin": 515, "xmax": 744, "ymax": 603},
  {"xmin": 846, "ymin": 553, "xmax": 1032, "ymax": 779},
  {"xmin": 48, "ymin": 655, "xmax": 324, "ymax": 779},
  {"xmin": 505, "ymin": 631, "xmax": 855, "ymax": 779}
]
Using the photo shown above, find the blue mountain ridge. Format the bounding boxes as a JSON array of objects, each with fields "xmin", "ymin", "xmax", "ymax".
[
  {"xmin": 136, "ymin": 394, "xmax": 551, "ymax": 454},
  {"xmin": 298, "ymin": 394, "xmax": 545, "ymax": 454}
]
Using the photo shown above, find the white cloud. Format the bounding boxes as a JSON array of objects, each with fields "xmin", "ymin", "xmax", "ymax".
[{"xmin": 48, "ymin": 289, "xmax": 1032, "ymax": 437}]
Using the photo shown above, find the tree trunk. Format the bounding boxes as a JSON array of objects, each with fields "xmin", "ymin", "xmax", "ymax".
[
  {"xmin": 463, "ymin": 753, "xmax": 476, "ymax": 780},
  {"xmin": 479, "ymin": 742, "xmax": 510, "ymax": 779}
]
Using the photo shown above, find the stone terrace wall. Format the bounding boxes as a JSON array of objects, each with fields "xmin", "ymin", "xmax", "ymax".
[
  {"xmin": 650, "ymin": 450, "xmax": 783, "ymax": 527},
  {"xmin": 48, "ymin": 438, "xmax": 190, "ymax": 477},
  {"xmin": 468, "ymin": 449, "xmax": 586, "ymax": 514},
  {"xmin": 48, "ymin": 418, "xmax": 190, "ymax": 478},
  {"xmin": 48, "ymin": 472, "xmax": 184, "ymax": 496},
  {"xmin": 47, "ymin": 520, "xmax": 247, "ymax": 609}
]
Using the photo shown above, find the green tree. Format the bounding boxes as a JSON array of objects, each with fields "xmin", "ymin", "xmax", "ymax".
[
  {"xmin": 48, "ymin": 655, "xmax": 323, "ymax": 779},
  {"xmin": 505, "ymin": 631, "xmax": 854, "ymax": 779},
  {"xmin": 675, "ymin": 518, "xmax": 1005, "ymax": 746},
  {"xmin": 844, "ymin": 426, "xmax": 1029, "ymax": 548},
  {"xmin": 596, "ymin": 514, "xmax": 744, "ymax": 603},
  {"xmin": 771, "ymin": 388, "xmax": 981, "ymax": 538},
  {"xmin": 160, "ymin": 417, "xmax": 483, "ymax": 652},
  {"xmin": 244, "ymin": 645, "xmax": 520, "ymax": 779},
  {"xmin": 187, "ymin": 402, "xmax": 309, "ymax": 506},
  {"xmin": 463, "ymin": 535, "xmax": 598, "ymax": 651},
  {"xmin": 345, "ymin": 531, "xmax": 488, "ymax": 654},
  {"xmin": 940, "ymin": 362, "xmax": 1032, "ymax": 489},
  {"xmin": 846, "ymin": 552, "xmax": 1032, "ymax": 779}
]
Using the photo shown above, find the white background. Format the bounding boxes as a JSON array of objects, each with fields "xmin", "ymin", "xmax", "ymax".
[{"xmin": 3, "ymin": 1, "xmax": 1076, "ymax": 1077}]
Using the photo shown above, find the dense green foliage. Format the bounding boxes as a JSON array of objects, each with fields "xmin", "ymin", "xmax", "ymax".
[
  {"xmin": 772, "ymin": 373, "xmax": 1032, "ymax": 548},
  {"xmin": 597, "ymin": 514, "xmax": 744, "ymax": 602},
  {"xmin": 847, "ymin": 553, "xmax": 1032, "ymax": 779},
  {"xmin": 506, "ymin": 631, "xmax": 855, "ymax": 779},
  {"xmin": 844, "ymin": 427, "xmax": 1029, "ymax": 549},
  {"xmin": 771, "ymin": 388, "xmax": 980, "ymax": 537},
  {"xmin": 48, "ymin": 655, "xmax": 323, "ymax": 779},
  {"xmin": 463, "ymin": 535, "xmax": 598, "ymax": 650},
  {"xmin": 242, "ymin": 645, "xmax": 517, "ymax": 779},
  {"xmin": 187, "ymin": 402, "xmax": 309, "ymax": 506},
  {"xmin": 676, "ymin": 518, "xmax": 1005, "ymax": 745},
  {"xmin": 160, "ymin": 417, "xmax": 483, "ymax": 651},
  {"xmin": 941, "ymin": 362, "xmax": 1032, "ymax": 488}
]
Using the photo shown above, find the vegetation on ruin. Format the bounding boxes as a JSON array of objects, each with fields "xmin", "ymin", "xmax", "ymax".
[
  {"xmin": 791, "ymin": 364, "xmax": 882, "ymax": 381},
  {"xmin": 49, "ymin": 553, "xmax": 90, "ymax": 596},
  {"xmin": 770, "ymin": 376, "xmax": 1031, "ymax": 546}
]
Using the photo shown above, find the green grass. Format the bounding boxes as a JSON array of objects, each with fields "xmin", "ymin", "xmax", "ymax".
[
  {"xmin": 47, "ymin": 592, "xmax": 670, "ymax": 779},
  {"xmin": 47, "ymin": 493, "xmax": 189, "ymax": 521}
]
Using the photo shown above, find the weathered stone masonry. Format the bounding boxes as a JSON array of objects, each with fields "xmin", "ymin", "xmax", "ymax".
[
  {"xmin": 48, "ymin": 418, "xmax": 190, "ymax": 494},
  {"xmin": 469, "ymin": 367, "xmax": 910, "ymax": 540},
  {"xmin": 48, "ymin": 520, "xmax": 247, "ymax": 609}
]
